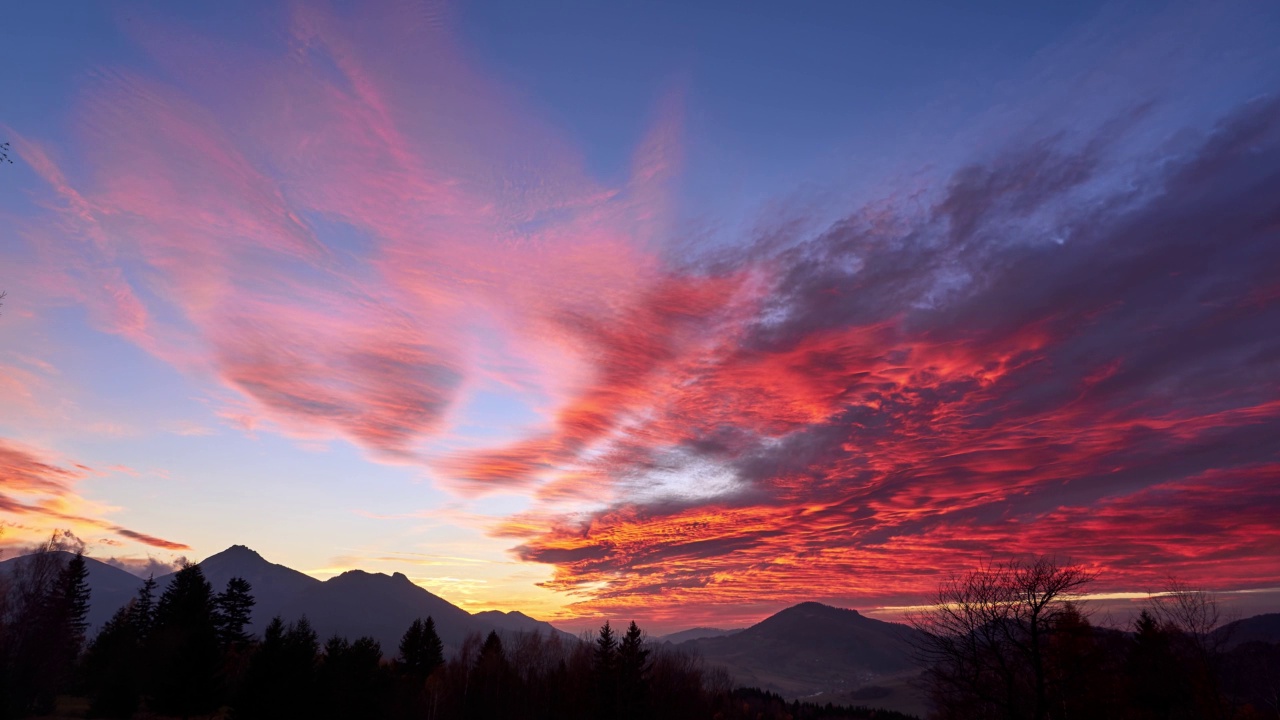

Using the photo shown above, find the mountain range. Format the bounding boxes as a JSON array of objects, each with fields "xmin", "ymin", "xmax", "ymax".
[
  {"xmin": 0, "ymin": 545, "xmax": 574, "ymax": 652},
  {"xmin": 0, "ymin": 546, "xmax": 932, "ymax": 713},
  {"xmin": 5, "ymin": 545, "xmax": 1279, "ymax": 716}
]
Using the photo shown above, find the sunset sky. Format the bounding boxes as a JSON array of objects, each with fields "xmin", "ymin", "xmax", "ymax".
[{"xmin": 2, "ymin": 0, "xmax": 1279, "ymax": 632}]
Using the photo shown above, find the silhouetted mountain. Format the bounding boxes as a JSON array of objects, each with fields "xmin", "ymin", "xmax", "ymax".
[
  {"xmin": 281, "ymin": 569, "xmax": 479, "ymax": 652},
  {"xmin": 660, "ymin": 626, "xmax": 741, "ymax": 644},
  {"xmin": 1215, "ymin": 613, "xmax": 1280, "ymax": 648},
  {"xmin": 473, "ymin": 609, "xmax": 575, "ymax": 641},
  {"xmin": 0, "ymin": 551, "xmax": 143, "ymax": 633},
  {"xmin": 681, "ymin": 602, "xmax": 926, "ymax": 701},
  {"xmin": 160, "ymin": 544, "xmax": 320, "ymax": 633}
]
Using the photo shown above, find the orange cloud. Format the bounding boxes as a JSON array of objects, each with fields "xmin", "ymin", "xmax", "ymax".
[{"xmin": 0, "ymin": 439, "xmax": 188, "ymax": 552}]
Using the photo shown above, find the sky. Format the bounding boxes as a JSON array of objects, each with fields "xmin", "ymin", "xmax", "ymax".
[{"xmin": 1, "ymin": 0, "xmax": 1279, "ymax": 633}]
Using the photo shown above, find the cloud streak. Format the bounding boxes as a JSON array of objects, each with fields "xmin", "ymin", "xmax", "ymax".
[{"xmin": 0, "ymin": 439, "xmax": 189, "ymax": 552}]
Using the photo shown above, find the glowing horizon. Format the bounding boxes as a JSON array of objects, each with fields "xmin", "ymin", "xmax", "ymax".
[{"xmin": 2, "ymin": 0, "xmax": 1279, "ymax": 634}]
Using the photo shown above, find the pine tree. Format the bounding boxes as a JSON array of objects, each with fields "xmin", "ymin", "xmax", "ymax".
[
  {"xmin": 131, "ymin": 575, "xmax": 157, "ymax": 639},
  {"xmin": 43, "ymin": 552, "xmax": 92, "ymax": 694},
  {"xmin": 238, "ymin": 616, "xmax": 319, "ymax": 719},
  {"xmin": 84, "ymin": 602, "xmax": 143, "ymax": 718},
  {"xmin": 594, "ymin": 620, "xmax": 620, "ymax": 718},
  {"xmin": 421, "ymin": 616, "xmax": 444, "ymax": 676},
  {"xmin": 594, "ymin": 620, "xmax": 618, "ymax": 672},
  {"xmin": 468, "ymin": 631, "xmax": 511, "ymax": 718},
  {"xmin": 55, "ymin": 552, "xmax": 91, "ymax": 653},
  {"xmin": 618, "ymin": 621, "xmax": 648, "ymax": 677},
  {"xmin": 618, "ymin": 620, "xmax": 650, "ymax": 716},
  {"xmin": 398, "ymin": 618, "xmax": 425, "ymax": 675},
  {"xmin": 147, "ymin": 563, "xmax": 221, "ymax": 716},
  {"xmin": 215, "ymin": 576, "xmax": 255, "ymax": 647},
  {"xmin": 398, "ymin": 616, "xmax": 444, "ymax": 680}
]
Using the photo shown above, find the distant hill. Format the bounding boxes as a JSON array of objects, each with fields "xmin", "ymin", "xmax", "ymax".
[
  {"xmin": 659, "ymin": 626, "xmax": 741, "ymax": 644},
  {"xmin": 0, "ymin": 551, "xmax": 143, "ymax": 634},
  {"xmin": 680, "ymin": 602, "xmax": 927, "ymax": 701},
  {"xmin": 1215, "ymin": 613, "xmax": 1280, "ymax": 648},
  {"xmin": 473, "ymin": 609, "xmax": 577, "ymax": 643}
]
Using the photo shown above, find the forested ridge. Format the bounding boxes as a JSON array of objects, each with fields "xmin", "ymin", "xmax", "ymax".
[
  {"xmin": 2, "ymin": 544, "xmax": 1278, "ymax": 719},
  {"xmin": 0, "ymin": 541, "xmax": 915, "ymax": 720}
]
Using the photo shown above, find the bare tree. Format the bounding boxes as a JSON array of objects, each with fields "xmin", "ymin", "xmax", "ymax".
[
  {"xmin": 1146, "ymin": 577, "xmax": 1224, "ymax": 641},
  {"xmin": 1145, "ymin": 578, "xmax": 1231, "ymax": 718},
  {"xmin": 910, "ymin": 556, "xmax": 1095, "ymax": 720}
]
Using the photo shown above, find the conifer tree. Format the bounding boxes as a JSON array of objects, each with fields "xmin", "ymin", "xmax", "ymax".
[
  {"xmin": 84, "ymin": 601, "xmax": 143, "ymax": 718},
  {"xmin": 594, "ymin": 620, "xmax": 620, "ymax": 717},
  {"xmin": 398, "ymin": 616, "xmax": 445, "ymax": 680},
  {"xmin": 130, "ymin": 575, "xmax": 157, "ymax": 639},
  {"xmin": 594, "ymin": 620, "xmax": 618, "ymax": 672},
  {"xmin": 618, "ymin": 620, "xmax": 650, "ymax": 715},
  {"xmin": 468, "ymin": 631, "xmax": 511, "ymax": 718},
  {"xmin": 398, "ymin": 618, "xmax": 424, "ymax": 674},
  {"xmin": 215, "ymin": 576, "xmax": 255, "ymax": 647},
  {"xmin": 43, "ymin": 552, "xmax": 91, "ymax": 695},
  {"xmin": 147, "ymin": 563, "xmax": 221, "ymax": 716},
  {"xmin": 422, "ymin": 616, "xmax": 444, "ymax": 676},
  {"xmin": 54, "ymin": 552, "xmax": 91, "ymax": 655},
  {"xmin": 238, "ymin": 616, "xmax": 319, "ymax": 719}
]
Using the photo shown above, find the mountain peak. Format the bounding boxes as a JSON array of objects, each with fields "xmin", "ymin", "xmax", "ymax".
[
  {"xmin": 786, "ymin": 601, "xmax": 859, "ymax": 616},
  {"xmin": 214, "ymin": 544, "xmax": 265, "ymax": 561},
  {"xmin": 331, "ymin": 569, "xmax": 417, "ymax": 588}
]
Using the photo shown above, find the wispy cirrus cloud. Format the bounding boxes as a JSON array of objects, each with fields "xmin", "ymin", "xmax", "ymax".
[
  {"xmin": 13, "ymin": 0, "xmax": 684, "ymax": 463},
  {"xmin": 0, "ymin": 439, "xmax": 189, "ymax": 552},
  {"xmin": 5, "ymin": 0, "xmax": 1278, "ymax": 627}
]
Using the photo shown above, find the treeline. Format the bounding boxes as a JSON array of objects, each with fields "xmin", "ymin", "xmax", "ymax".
[
  {"xmin": 913, "ymin": 557, "xmax": 1280, "ymax": 720},
  {"xmin": 0, "ymin": 545, "xmax": 905, "ymax": 720}
]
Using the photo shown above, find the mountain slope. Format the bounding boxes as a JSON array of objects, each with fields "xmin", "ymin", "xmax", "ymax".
[
  {"xmin": 660, "ymin": 627, "xmax": 740, "ymax": 644},
  {"xmin": 681, "ymin": 602, "xmax": 926, "ymax": 698},
  {"xmin": 167, "ymin": 544, "xmax": 320, "ymax": 632},
  {"xmin": 473, "ymin": 610, "xmax": 575, "ymax": 642},
  {"xmin": 1215, "ymin": 613, "xmax": 1280, "ymax": 648},
  {"xmin": 0, "ymin": 551, "xmax": 143, "ymax": 633},
  {"xmin": 281, "ymin": 569, "xmax": 480, "ymax": 653}
]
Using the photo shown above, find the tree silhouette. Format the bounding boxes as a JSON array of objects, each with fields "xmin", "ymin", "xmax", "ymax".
[
  {"xmin": 468, "ymin": 630, "xmax": 512, "ymax": 719},
  {"xmin": 911, "ymin": 556, "xmax": 1095, "ymax": 720},
  {"xmin": 398, "ymin": 616, "xmax": 444, "ymax": 681},
  {"xmin": 84, "ymin": 601, "xmax": 143, "ymax": 718},
  {"xmin": 238, "ymin": 616, "xmax": 320, "ymax": 718},
  {"xmin": 594, "ymin": 621, "xmax": 621, "ymax": 718},
  {"xmin": 617, "ymin": 621, "xmax": 651, "ymax": 718},
  {"xmin": 49, "ymin": 553, "xmax": 91, "ymax": 691},
  {"xmin": 147, "ymin": 562, "xmax": 221, "ymax": 716},
  {"xmin": 594, "ymin": 620, "xmax": 618, "ymax": 672},
  {"xmin": 215, "ymin": 576, "xmax": 255, "ymax": 648},
  {"xmin": 84, "ymin": 572, "xmax": 164, "ymax": 716},
  {"xmin": 319, "ymin": 634, "xmax": 387, "ymax": 720},
  {"xmin": 1128, "ymin": 608, "xmax": 1187, "ymax": 718},
  {"xmin": 131, "ymin": 575, "xmax": 157, "ymax": 637}
]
